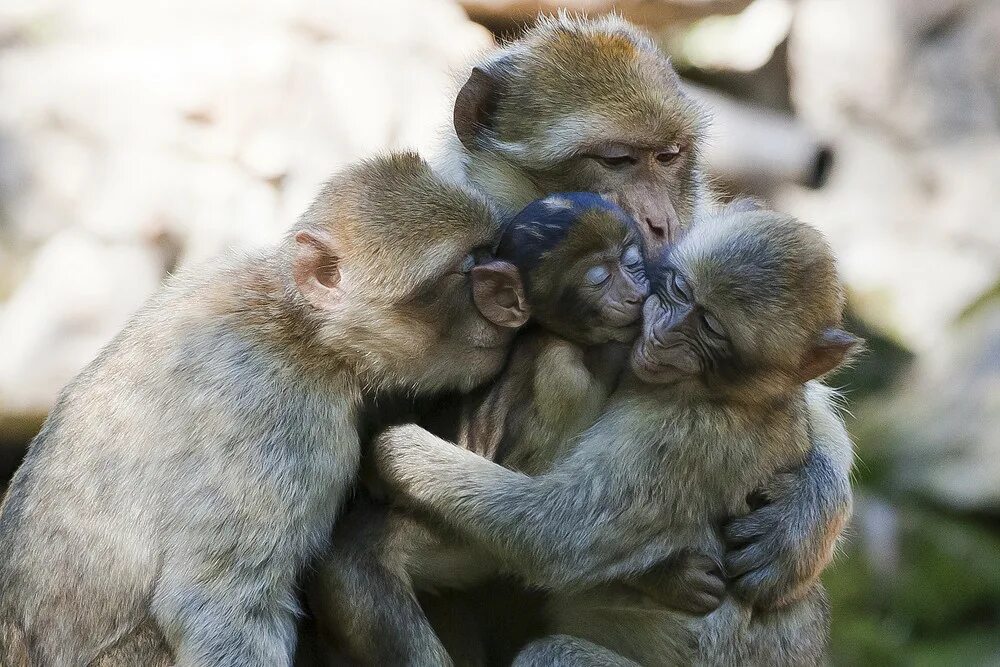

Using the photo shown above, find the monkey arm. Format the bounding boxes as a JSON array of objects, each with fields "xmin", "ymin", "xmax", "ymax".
[
  {"xmin": 723, "ymin": 382, "xmax": 853, "ymax": 608},
  {"xmin": 373, "ymin": 423, "xmax": 680, "ymax": 592}
]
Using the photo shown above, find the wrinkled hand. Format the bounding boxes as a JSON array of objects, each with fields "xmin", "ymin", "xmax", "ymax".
[
  {"xmin": 627, "ymin": 551, "xmax": 725, "ymax": 615},
  {"xmin": 723, "ymin": 471, "xmax": 847, "ymax": 610}
]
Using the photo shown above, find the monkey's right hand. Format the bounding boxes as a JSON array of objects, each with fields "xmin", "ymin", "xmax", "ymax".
[{"xmin": 625, "ymin": 551, "xmax": 725, "ymax": 615}]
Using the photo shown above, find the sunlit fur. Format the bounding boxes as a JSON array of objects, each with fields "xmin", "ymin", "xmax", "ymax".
[
  {"xmin": 369, "ymin": 212, "xmax": 858, "ymax": 666},
  {"xmin": 310, "ymin": 193, "xmax": 649, "ymax": 664},
  {"xmin": 0, "ymin": 152, "xmax": 510, "ymax": 666}
]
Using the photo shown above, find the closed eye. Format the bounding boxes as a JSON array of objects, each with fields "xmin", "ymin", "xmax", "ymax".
[
  {"xmin": 585, "ymin": 265, "xmax": 611, "ymax": 286},
  {"xmin": 588, "ymin": 154, "xmax": 637, "ymax": 169}
]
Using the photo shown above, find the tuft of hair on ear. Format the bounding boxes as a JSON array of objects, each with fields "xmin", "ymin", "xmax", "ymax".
[{"xmin": 797, "ymin": 328, "xmax": 864, "ymax": 382}]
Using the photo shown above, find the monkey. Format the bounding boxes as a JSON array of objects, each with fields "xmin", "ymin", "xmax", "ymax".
[
  {"xmin": 0, "ymin": 152, "xmax": 531, "ymax": 667},
  {"xmin": 428, "ymin": 11, "xmax": 855, "ymax": 614},
  {"xmin": 370, "ymin": 206, "xmax": 862, "ymax": 666},
  {"xmin": 309, "ymin": 192, "xmax": 728, "ymax": 665}
]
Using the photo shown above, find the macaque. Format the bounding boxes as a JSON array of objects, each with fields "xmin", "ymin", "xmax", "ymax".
[
  {"xmin": 373, "ymin": 207, "xmax": 861, "ymax": 666},
  {"xmin": 0, "ymin": 152, "xmax": 529, "ymax": 666},
  {"xmin": 311, "ymin": 193, "xmax": 723, "ymax": 665},
  {"xmin": 432, "ymin": 12, "xmax": 854, "ymax": 612}
]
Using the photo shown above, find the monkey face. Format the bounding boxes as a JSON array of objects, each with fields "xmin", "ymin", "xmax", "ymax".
[
  {"xmin": 631, "ymin": 208, "xmax": 860, "ymax": 394},
  {"xmin": 453, "ymin": 15, "xmax": 705, "ymax": 262},
  {"xmin": 574, "ymin": 241, "xmax": 649, "ymax": 344},
  {"xmin": 289, "ymin": 153, "xmax": 530, "ymax": 394},
  {"xmin": 527, "ymin": 143, "xmax": 698, "ymax": 261},
  {"xmin": 497, "ymin": 193, "xmax": 649, "ymax": 346},
  {"xmin": 631, "ymin": 266, "xmax": 730, "ymax": 385},
  {"xmin": 392, "ymin": 253, "xmax": 529, "ymax": 392}
]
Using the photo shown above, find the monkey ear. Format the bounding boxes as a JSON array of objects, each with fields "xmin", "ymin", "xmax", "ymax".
[
  {"xmin": 454, "ymin": 59, "xmax": 510, "ymax": 150},
  {"xmin": 292, "ymin": 230, "xmax": 343, "ymax": 310},
  {"xmin": 796, "ymin": 328, "xmax": 861, "ymax": 382},
  {"xmin": 471, "ymin": 260, "xmax": 530, "ymax": 328}
]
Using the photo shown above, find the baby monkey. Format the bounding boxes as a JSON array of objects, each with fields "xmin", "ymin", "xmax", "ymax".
[
  {"xmin": 313, "ymin": 193, "xmax": 705, "ymax": 665},
  {"xmin": 374, "ymin": 206, "xmax": 862, "ymax": 666}
]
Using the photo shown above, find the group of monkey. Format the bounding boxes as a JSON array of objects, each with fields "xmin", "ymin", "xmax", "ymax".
[{"xmin": 0, "ymin": 14, "xmax": 860, "ymax": 667}]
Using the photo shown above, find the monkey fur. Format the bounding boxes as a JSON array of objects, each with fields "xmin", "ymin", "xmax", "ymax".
[
  {"xmin": 373, "ymin": 206, "xmax": 861, "ymax": 666},
  {"xmin": 0, "ymin": 152, "xmax": 529, "ymax": 666}
]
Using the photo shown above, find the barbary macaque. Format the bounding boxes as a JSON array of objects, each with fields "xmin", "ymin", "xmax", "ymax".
[
  {"xmin": 0, "ymin": 152, "xmax": 529, "ymax": 666},
  {"xmin": 373, "ymin": 207, "xmax": 861, "ymax": 666},
  {"xmin": 433, "ymin": 12, "xmax": 854, "ymax": 612},
  {"xmin": 312, "ymin": 193, "xmax": 726, "ymax": 665}
]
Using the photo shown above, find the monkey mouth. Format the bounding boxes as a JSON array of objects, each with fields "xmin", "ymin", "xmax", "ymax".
[{"xmin": 630, "ymin": 341, "xmax": 686, "ymax": 384}]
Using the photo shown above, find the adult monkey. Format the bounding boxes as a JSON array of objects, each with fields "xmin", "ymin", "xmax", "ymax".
[{"xmin": 438, "ymin": 13, "xmax": 853, "ymax": 615}]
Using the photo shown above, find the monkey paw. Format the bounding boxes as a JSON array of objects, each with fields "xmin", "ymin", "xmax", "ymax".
[
  {"xmin": 628, "ymin": 551, "xmax": 725, "ymax": 615},
  {"xmin": 723, "ymin": 472, "xmax": 837, "ymax": 610}
]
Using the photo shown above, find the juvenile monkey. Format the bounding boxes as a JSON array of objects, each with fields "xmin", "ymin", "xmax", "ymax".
[
  {"xmin": 373, "ymin": 207, "xmax": 861, "ymax": 666},
  {"xmin": 0, "ymin": 153, "xmax": 529, "ymax": 666},
  {"xmin": 433, "ymin": 12, "xmax": 854, "ymax": 611},
  {"xmin": 313, "ymin": 193, "xmax": 725, "ymax": 665}
]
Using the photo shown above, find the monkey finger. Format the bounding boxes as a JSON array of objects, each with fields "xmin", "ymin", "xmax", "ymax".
[
  {"xmin": 679, "ymin": 590, "xmax": 724, "ymax": 616},
  {"xmin": 730, "ymin": 566, "xmax": 784, "ymax": 606},
  {"xmin": 724, "ymin": 542, "xmax": 772, "ymax": 578},
  {"xmin": 690, "ymin": 571, "xmax": 726, "ymax": 599},
  {"xmin": 722, "ymin": 519, "xmax": 768, "ymax": 548}
]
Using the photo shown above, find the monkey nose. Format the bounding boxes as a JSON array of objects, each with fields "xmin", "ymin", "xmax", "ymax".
[{"xmin": 645, "ymin": 217, "xmax": 667, "ymax": 240}]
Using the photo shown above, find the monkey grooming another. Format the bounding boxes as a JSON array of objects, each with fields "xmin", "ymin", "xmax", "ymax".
[
  {"xmin": 0, "ymin": 152, "xmax": 530, "ymax": 667},
  {"xmin": 433, "ymin": 13, "xmax": 855, "ymax": 611},
  {"xmin": 373, "ymin": 206, "xmax": 861, "ymax": 666},
  {"xmin": 313, "ymin": 192, "xmax": 727, "ymax": 666}
]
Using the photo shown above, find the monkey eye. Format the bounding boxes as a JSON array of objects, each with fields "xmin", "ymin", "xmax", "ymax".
[
  {"xmin": 671, "ymin": 271, "xmax": 692, "ymax": 301},
  {"xmin": 622, "ymin": 245, "xmax": 642, "ymax": 268},
  {"xmin": 702, "ymin": 310, "xmax": 725, "ymax": 337},
  {"xmin": 592, "ymin": 154, "xmax": 637, "ymax": 169},
  {"xmin": 585, "ymin": 265, "xmax": 611, "ymax": 286},
  {"xmin": 656, "ymin": 144, "xmax": 682, "ymax": 164}
]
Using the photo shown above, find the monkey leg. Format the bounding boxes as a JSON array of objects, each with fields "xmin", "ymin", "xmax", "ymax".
[
  {"xmin": 310, "ymin": 500, "xmax": 453, "ymax": 667},
  {"xmin": 150, "ymin": 567, "xmax": 299, "ymax": 667},
  {"xmin": 512, "ymin": 635, "xmax": 640, "ymax": 667}
]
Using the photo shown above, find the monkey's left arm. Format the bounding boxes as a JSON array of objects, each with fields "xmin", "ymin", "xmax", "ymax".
[
  {"xmin": 723, "ymin": 381, "xmax": 853, "ymax": 609},
  {"xmin": 373, "ymin": 422, "xmax": 679, "ymax": 593}
]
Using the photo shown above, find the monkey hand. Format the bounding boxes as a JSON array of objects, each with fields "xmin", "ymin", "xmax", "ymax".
[
  {"xmin": 723, "ymin": 469, "xmax": 848, "ymax": 610},
  {"xmin": 625, "ymin": 551, "xmax": 725, "ymax": 615}
]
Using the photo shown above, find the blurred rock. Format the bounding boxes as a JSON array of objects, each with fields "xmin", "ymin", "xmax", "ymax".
[
  {"xmin": 0, "ymin": 0, "xmax": 492, "ymax": 429},
  {"xmin": 781, "ymin": 0, "xmax": 1000, "ymax": 353},
  {"xmin": 857, "ymin": 299, "xmax": 1000, "ymax": 514},
  {"xmin": 0, "ymin": 231, "xmax": 163, "ymax": 420},
  {"xmin": 460, "ymin": 0, "xmax": 753, "ymax": 32}
]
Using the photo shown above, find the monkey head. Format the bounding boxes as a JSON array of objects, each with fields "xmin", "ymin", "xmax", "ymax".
[
  {"xmin": 453, "ymin": 13, "xmax": 706, "ymax": 259},
  {"xmin": 631, "ymin": 206, "xmax": 861, "ymax": 401},
  {"xmin": 289, "ymin": 152, "xmax": 530, "ymax": 393},
  {"xmin": 498, "ymin": 192, "xmax": 648, "ymax": 345}
]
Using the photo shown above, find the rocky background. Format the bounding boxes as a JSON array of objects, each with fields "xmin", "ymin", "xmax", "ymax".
[{"xmin": 1, "ymin": 0, "xmax": 997, "ymax": 663}]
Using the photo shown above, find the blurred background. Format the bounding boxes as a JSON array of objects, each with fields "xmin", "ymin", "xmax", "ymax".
[{"xmin": 0, "ymin": 0, "xmax": 997, "ymax": 663}]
